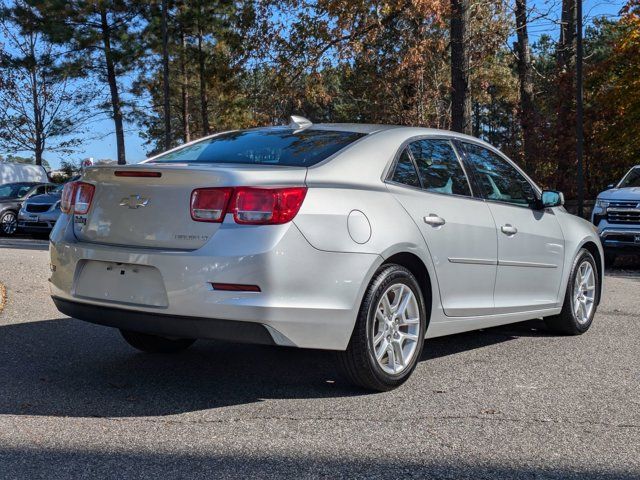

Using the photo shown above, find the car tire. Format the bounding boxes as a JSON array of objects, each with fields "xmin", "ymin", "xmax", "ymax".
[
  {"xmin": 120, "ymin": 329, "xmax": 196, "ymax": 353},
  {"xmin": 544, "ymin": 249, "xmax": 599, "ymax": 335},
  {"xmin": 337, "ymin": 264, "xmax": 427, "ymax": 391},
  {"xmin": 0, "ymin": 210, "xmax": 18, "ymax": 236}
]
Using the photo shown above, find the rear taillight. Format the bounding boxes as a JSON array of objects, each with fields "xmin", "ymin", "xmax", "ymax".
[
  {"xmin": 60, "ymin": 181, "xmax": 78, "ymax": 213},
  {"xmin": 74, "ymin": 182, "xmax": 95, "ymax": 214},
  {"xmin": 189, "ymin": 186, "xmax": 307, "ymax": 225},
  {"xmin": 191, "ymin": 187, "xmax": 233, "ymax": 222},
  {"xmin": 232, "ymin": 187, "xmax": 307, "ymax": 224}
]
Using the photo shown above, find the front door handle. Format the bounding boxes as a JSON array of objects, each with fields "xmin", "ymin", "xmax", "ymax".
[
  {"xmin": 424, "ymin": 214, "xmax": 446, "ymax": 227},
  {"xmin": 501, "ymin": 224, "xmax": 518, "ymax": 235}
]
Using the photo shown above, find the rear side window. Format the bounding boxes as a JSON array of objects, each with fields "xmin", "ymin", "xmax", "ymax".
[
  {"xmin": 391, "ymin": 149, "xmax": 421, "ymax": 188},
  {"xmin": 149, "ymin": 128, "xmax": 366, "ymax": 167},
  {"xmin": 408, "ymin": 139, "xmax": 471, "ymax": 196},
  {"xmin": 462, "ymin": 143, "xmax": 536, "ymax": 206}
]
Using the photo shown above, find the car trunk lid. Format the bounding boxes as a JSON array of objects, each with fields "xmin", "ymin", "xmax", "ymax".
[{"xmin": 74, "ymin": 164, "xmax": 307, "ymax": 250}]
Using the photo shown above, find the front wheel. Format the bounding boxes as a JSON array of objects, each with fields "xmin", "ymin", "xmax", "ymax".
[
  {"xmin": 0, "ymin": 211, "xmax": 18, "ymax": 236},
  {"xmin": 120, "ymin": 329, "xmax": 196, "ymax": 353},
  {"xmin": 337, "ymin": 264, "xmax": 427, "ymax": 391},
  {"xmin": 544, "ymin": 249, "xmax": 599, "ymax": 335}
]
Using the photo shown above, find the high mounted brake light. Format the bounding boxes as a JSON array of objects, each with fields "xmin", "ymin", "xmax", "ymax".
[
  {"xmin": 115, "ymin": 171, "xmax": 162, "ymax": 178},
  {"xmin": 190, "ymin": 187, "xmax": 307, "ymax": 225}
]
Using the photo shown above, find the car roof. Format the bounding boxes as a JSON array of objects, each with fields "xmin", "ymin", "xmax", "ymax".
[{"xmin": 307, "ymin": 123, "xmax": 489, "ymax": 143}]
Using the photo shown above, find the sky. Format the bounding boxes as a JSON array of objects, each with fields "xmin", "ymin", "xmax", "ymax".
[{"xmin": 6, "ymin": 0, "xmax": 628, "ymax": 170}]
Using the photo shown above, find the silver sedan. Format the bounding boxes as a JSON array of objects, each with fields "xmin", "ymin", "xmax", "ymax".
[{"xmin": 49, "ymin": 117, "xmax": 603, "ymax": 391}]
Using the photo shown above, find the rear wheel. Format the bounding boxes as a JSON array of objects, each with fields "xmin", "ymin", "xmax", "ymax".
[
  {"xmin": 120, "ymin": 329, "xmax": 196, "ymax": 353},
  {"xmin": 545, "ymin": 249, "xmax": 599, "ymax": 335},
  {"xmin": 0, "ymin": 211, "xmax": 18, "ymax": 236},
  {"xmin": 337, "ymin": 264, "xmax": 427, "ymax": 391}
]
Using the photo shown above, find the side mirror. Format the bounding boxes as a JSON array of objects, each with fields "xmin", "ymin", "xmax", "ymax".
[
  {"xmin": 540, "ymin": 190, "xmax": 564, "ymax": 208},
  {"xmin": 607, "ymin": 183, "xmax": 615, "ymax": 189}
]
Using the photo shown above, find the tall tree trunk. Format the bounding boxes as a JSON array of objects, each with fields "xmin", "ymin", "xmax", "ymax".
[
  {"xmin": 161, "ymin": 0, "xmax": 171, "ymax": 151},
  {"xmin": 99, "ymin": 6, "xmax": 126, "ymax": 165},
  {"xmin": 180, "ymin": 27, "xmax": 190, "ymax": 143},
  {"xmin": 555, "ymin": 0, "xmax": 577, "ymax": 192},
  {"xmin": 515, "ymin": 0, "xmax": 536, "ymax": 171},
  {"xmin": 197, "ymin": 6, "xmax": 209, "ymax": 136},
  {"xmin": 450, "ymin": 0, "xmax": 471, "ymax": 134},
  {"xmin": 28, "ymin": 34, "xmax": 43, "ymax": 166}
]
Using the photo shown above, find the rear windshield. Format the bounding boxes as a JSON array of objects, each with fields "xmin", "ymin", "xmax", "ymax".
[{"xmin": 148, "ymin": 128, "xmax": 366, "ymax": 167}]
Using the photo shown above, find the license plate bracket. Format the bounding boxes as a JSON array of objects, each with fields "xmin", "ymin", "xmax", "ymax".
[{"xmin": 74, "ymin": 260, "xmax": 168, "ymax": 307}]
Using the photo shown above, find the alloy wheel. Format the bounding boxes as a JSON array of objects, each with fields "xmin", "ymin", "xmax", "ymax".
[
  {"xmin": 1, "ymin": 212, "xmax": 17, "ymax": 235},
  {"xmin": 572, "ymin": 260, "xmax": 596, "ymax": 324},
  {"xmin": 371, "ymin": 283, "xmax": 421, "ymax": 375}
]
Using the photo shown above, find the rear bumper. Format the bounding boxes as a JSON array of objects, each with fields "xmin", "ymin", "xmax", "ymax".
[
  {"xmin": 53, "ymin": 297, "xmax": 277, "ymax": 345},
  {"xmin": 49, "ymin": 215, "xmax": 380, "ymax": 350}
]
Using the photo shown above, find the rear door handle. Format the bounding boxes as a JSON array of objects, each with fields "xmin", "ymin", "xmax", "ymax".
[
  {"xmin": 501, "ymin": 224, "xmax": 518, "ymax": 235},
  {"xmin": 424, "ymin": 214, "xmax": 446, "ymax": 227}
]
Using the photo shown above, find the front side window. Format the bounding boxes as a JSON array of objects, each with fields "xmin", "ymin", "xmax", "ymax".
[
  {"xmin": 408, "ymin": 139, "xmax": 471, "ymax": 196},
  {"xmin": 463, "ymin": 143, "xmax": 536, "ymax": 206},
  {"xmin": 390, "ymin": 149, "xmax": 421, "ymax": 188},
  {"xmin": 149, "ymin": 128, "xmax": 366, "ymax": 167}
]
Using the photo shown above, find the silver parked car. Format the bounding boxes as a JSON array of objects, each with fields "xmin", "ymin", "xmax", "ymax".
[
  {"xmin": 18, "ymin": 184, "xmax": 64, "ymax": 235},
  {"xmin": 50, "ymin": 118, "xmax": 604, "ymax": 391}
]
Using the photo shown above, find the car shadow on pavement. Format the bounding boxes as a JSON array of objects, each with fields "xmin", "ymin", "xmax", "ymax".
[
  {"xmin": 0, "ymin": 317, "xmax": 544, "ymax": 418},
  {"xmin": 0, "ymin": 446, "xmax": 635, "ymax": 480}
]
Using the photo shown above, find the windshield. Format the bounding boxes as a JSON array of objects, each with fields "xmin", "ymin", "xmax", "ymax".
[
  {"xmin": 618, "ymin": 167, "xmax": 640, "ymax": 188},
  {"xmin": 0, "ymin": 183, "xmax": 35, "ymax": 199},
  {"xmin": 148, "ymin": 128, "xmax": 366, "ymax": 167}
]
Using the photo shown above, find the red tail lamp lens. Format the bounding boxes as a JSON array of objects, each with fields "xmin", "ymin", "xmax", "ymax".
[
  {"xmin": 60, "ymin": 181, "xmax": 78, "ymax": 214},
  {"xmin": 74, "ymin": 182, "xmax": 95, "ymax": 214},
  {"xmin": 232, "ymin": 187, "xmax": 307, "ymax": 224},
  {"xmin": 191, "ymin": 187, "xmax": 233, "ymax": 222}
]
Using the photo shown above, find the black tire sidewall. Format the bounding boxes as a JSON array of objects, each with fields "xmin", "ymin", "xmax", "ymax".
[{"xmin": 363, "ymin": 266, "xmax": 427, "ymax": 386}]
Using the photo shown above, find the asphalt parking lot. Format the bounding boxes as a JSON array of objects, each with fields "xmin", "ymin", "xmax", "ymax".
[{"xmin": 0, "ymin": 237, "xmax": 638, "ymax": 479}]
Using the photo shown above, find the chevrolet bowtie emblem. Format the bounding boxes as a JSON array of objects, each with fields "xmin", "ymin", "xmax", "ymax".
[{"xmin": 119, "ymin": 195, "xmax": 149, "ymax": 209}]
